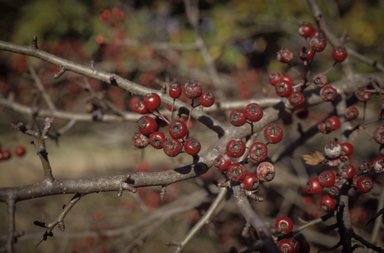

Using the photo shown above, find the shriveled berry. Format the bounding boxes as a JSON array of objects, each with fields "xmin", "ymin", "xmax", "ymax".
[
  {"xmin": 184, "ymin": 138, "xmax": 201, "ymax": 155},
  {"xmin": 298, "ymin": 22, "xmax": 314, "ymax": 37},
  {"xmin": 373, "ymin": 126, "xmax": 384, "ymax": 144},
  {"xmin": 332, "ymin": 46, "xmax": 348, "ymax": 62},
  {"xmin": 340, "ymin": 164, "xmax": 356, "ymax": 179},
  {"xmin": 226, "ymin": 139, "xmax": 246, "ymax": 158},
  {"xmin": 138, "ymin": 116, "xmax": 158, "ymax": 136},
  {"xmin": 325, "ymin": 157, "xmax": 341, "ymax": 167},
  {"xmin": 169, "ymin": 83, "xmax": 182, "ymax": 99},
  {"xmin": 320, "ymin": 86, "xmax": 337, "ymax": 102},
  {"xmin": 319, "ymin": 194, "xmax": 336, "ymax": 211},
  {"xmin": 214, "ymin": 154, "xmax": 232, "ymax": 171},
  {"xmin": 355, "ymin": 86, "xmax": 371, "ymax": 102},
  {"xmin": 132, "ymin": 131, "xmax": 150, "ymax": 149},
  {"xmin": 163, "ymin": 139, "xmax": 182, "ymax": 157},
  {"xmin": 244, "ymin": 103, "xmax": 263, "ymax": 122},
  {"xmin": 135, "ymin": 101, "xmax": 149, "ymax": 114},
  {"xmin": 306, "ymin": 177, "xmax": 323, "ymax": 194},
  {"xmin": 371, "ymin": 157, "xmax": 384, "ymax": 173},
  {"xmin": 275, "ymin": 216, "xmax": 293, "ymax": 234},
  {"xmin": 324, "ymin": 141, "xmax": 341, "ymax": 158},
  {"xmin": 278, "ymin": 239, "xmax": 295, "ymax": 253},
  {"xmin": 288, "ymin": 92, "xmax": 305, "ymax": 107},
  {"xmin": 277, "ymin": 48, "xmax": 293, "ymax": 63},
  {"xmin": 340, "ymin": 142, "xmax": 354, "ymax": 156},
  {"xmin": 318, "ymin": 122, "xmax": 328, "ymax": 134},
  {"xmin": 14, "ymin": 145, "xmax": 26, "ymax": 157},
  {"xmin": 269, "ymin": 72, "xmax": 284, "ymax": 86},
  {"xmin": 328, "ymin": 185, "xmax": 340, "ymax": 198},
  {"xmin": 319, "ymin": 170, "xmax": 336, "ymax": 187},
  {"xmin": 149, "ymin": 131, "xmax": 166, "ymax": 149},
  {"xmin": 169, "ymin": 120, "xmax": 188, "ymax": 139},
  {"xmin": 256, "ymin": 162, "xmax": 275, "ymax": 182},
  {"xmin": 184, "ymin": 79, "xmax": 203, "ymax": 99},
  {"xmin": 242, "ymin": 173, "xmax": 259, "ymax": 190},
  {"xmin": 298, "ymin": 46, "xmax": 314, "ymax": 61},
  {"xmin": 275, "ymin": 81, "xmax": 292, "ymax": 97},
  {"xmin": 313, "ymin": 73, "xmax": 328, "ymax": 88},
  {"xmin": 199, "ymin": 91, "xmax": 215, "ymax": 107},
  {"xmin": 310, "ymin": 29, "xmax": 327, "ymax": 52},
  {"xmin": 356, "ymin": 177, "xmax": 373, "ymax": 193},
  {"xmin": 249, "ymin": 142, "xmax": 268, "ymax": 162},
  {"xmin": 345, "ymin": 106, "xmax": 359, "ymax": 120},
  {"xmin": 325, "ymin": 116, "xmax": 341, "ymax": 131},
  {"xmin": 229, "ymin": 109, "xmax": 246, "ymax": 126},
  {"xmin": 144, "ymin": 93, "xmax": 161, "ymax": 111},
  {"xmin": 227, "ymin": 163, "xmax": 246, "ymax": 182},
  {"xmin": 264, "ymin": 124, "xmax": 283, "ymax": 144}
]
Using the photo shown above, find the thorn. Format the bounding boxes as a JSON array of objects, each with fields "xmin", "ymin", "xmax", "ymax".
[
  {"xmin": 31, "ymin": 35, "xmax": 38, "ymax": 49},
  {"xmin": 110, "ymin": 76, "xmax": 117, "ymax": 85},
  {"xmin": 53, "ymin": 66, "xmax": 66, "ymax": 79}
]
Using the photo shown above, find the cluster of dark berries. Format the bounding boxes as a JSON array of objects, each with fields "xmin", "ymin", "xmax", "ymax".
[
  {"xmin": 0, "ymin": 144, "xmax": 26, "ymax": 161},
  {"xmin": 132, "ymin": 79, "xmax": 215, "ymax": 157}
]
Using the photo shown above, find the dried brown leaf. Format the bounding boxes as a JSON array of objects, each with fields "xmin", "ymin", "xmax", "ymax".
[{"xmin": 302, "ymin": 147, "xmax": 325, "ymax": 165}]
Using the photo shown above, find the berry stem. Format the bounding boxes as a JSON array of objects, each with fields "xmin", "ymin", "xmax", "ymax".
[
  {"xmin": 154, "ymin": 110, "xmax": 171, "ymax": 125},
  {"xmin": 171, "ymin": 99, "xmax": 175, "ymax": 122},
  {"xmin": 321, "ymin": 61, "xmax": 337, "ymax": 75},
  {"xmin": 288, "ymin": 63, "xmax": 305, "ymax": 80},
  {"xmin": 187, "ymin": 99, "xmax": 194, "ymax": 131}
]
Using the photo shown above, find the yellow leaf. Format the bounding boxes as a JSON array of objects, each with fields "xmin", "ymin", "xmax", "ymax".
[{"xmin": 302, "ymin": 147, "xmax": 325, "ymax": 166}]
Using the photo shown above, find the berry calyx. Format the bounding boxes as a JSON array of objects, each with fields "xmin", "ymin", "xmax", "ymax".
[
  {"xmin": 277, "ymin": 48, "xmax": 293, "ymax": 63},
  {"xmin": 345, "ymin": 106, "xmax": 359, "ymax": 120},
  {"xmin": 169, "ymin": 120, "xmax": 188, "ymax": 139},
  {"xmin": 357, "ymin": 160, "xmax": 371, "ymax": 174},
  {"xmin": 132, "ymin": 131, "xmax": 150, "ymax": 149},
  {"xmin": 169, "ymin": 83, "xmax": 182, "ymax": 99},
  {"xmin": 214, "ymin": 154, "xmax": 232, "ymax": 171},
  {"xmin": 264, "ymin": 124, "xmax": 283, "ymax": 144},
  {"xmin": 199, "ymin": 91, "xmax": 215, "ymax": 107},
  {"xmin": 355, "ymin": 86, "xmax": 371, "ymax": 102},
  {"xmin": 313, "ymin": 73, "xmax": 328, "ymax": 88},
  {"xmin": 275, "ymin": 216, "xmax": 293, "ymax": 234},
  {"xmin": 249, "ymin": 142, "xmax": 268, "ymax": 162},
  {"xmin": 14, "ymin": 145, "xmax": 26, "ymax": 157},
  {"xmin": 288, "ymin": 92, "xmax": 305, "ymax": 107},
  {"xmin": 310, "ymin": 29, "xmax": 327, "ymax": 52},
  {"xmin": 318, "ymin": 170, "xmax": 336, "ymax": 187},
  {"xmin": 184, "ymin": 79, "xmax": 203, "ymax": 99},
  {"xmin": 356, "ymin": 177, "xmax": 374, "ymax": 193},
  {"xmin": 226, "ymin": 139, "xmax": 246, "ymax": 158},
  {"xmin": 149, "ymin": 131, "xmax": 166, "ymax": 149},
  {"xmin": 135, "ymin": 101, "xmax": 149, "ymax": 114},
  {"xmin": 242, "ymin": 173, "xmax": 259, "ymax": 190},
  {"xmin": 184, "ymin": 138, "xmax": 201, "ymax": 155},
  {"xmin": 229, "ymin": 109, "xmax": 247, "ymax": 127},
  {"xmin": 278, "ymin": 239, "xmax": 295, "ymax": 253},
  {"xmin": 275, "ymin": 81, "xmax": 292, "ymax": 97},
  {"xmin": 320, "ymin": 86, "xmax": 337, "ymax": 102},
  {"xmin": 332, "ymin": 46, "xmax": 348, "ymax": 62},
  {"xmin": 269, "ymin": 72, "xmax": 284, "ymax": 86},
  {"xmin": 340, "ymin": 164, "xmax": 356, "ymax": 179},
  {"xmin": 373, "ymin": 126, "xmax": 384, "ymax": 144},
  {"xmin": 256, "ymin": 162, "xmax": 275, "ymax": 182},
  {"xmin": 306, "ymin": 177, "xmax": 323, "ymax": 194},
  {"xmin": 144, "ymin": 93, "xmax": 161, "ymax": 111},
  {"xmin": 163, "ymin": 139, "xmax": 182, "ymax": 157},
  {"xmin": 325, "ymin": 116, "xmax": 341, "ymax": 131},
  {"xmin": 226, "ymin": 163, "xmax": 246, "ymax": 182},
  {"xmin": 138, "ymin": 116, "xmax": 158, "ymax": 136},
  {"xmin": 319, "ymin": 194, "xmax": 336, "ymax": 211},
  {"xmin": 244, "ymin": 103, "xmax": 263, "ymax": 122},
  {"xmin": 298, "ymin": 22, "xmax": 314, "ymax": 37}
]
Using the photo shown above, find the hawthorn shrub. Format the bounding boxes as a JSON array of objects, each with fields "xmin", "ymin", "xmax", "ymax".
[{"xmin": 0, "ymin": 1, "xmax": 384, "ymax": 253}]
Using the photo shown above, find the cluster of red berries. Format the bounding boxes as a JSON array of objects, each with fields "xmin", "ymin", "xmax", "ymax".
[
  {"xmin": 99, "ymin": 7, "xmax": 125, "ymax": 23},
  {"xmin": 0, "ymin": 144, "xmax": 26, "ymax": 161},
  {"xmin": 132, "ymin": 80, "xmax": 215, "ymax": 157}
]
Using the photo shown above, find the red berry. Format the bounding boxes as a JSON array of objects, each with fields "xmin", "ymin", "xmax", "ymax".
[
  {"xmin": 306, "ymin": 177, "xmax": 323, "ymax": 194},
  {"xmin": 249, "ymin": 142, "xmax": 268, "ymax": 162},
  {"xmin": 294, "ymin": 240, "xmax": 311, "ymax": 253},
  {"xmin": 244, "ymin": 103, "xmax": 263, "ymax": 122},
  {"xmin": 184, "ymin": 138, "xmax": 201, "ymax": 155},
  {"xmin": 288, "ymin": 92, "xmax": 305, "ymax": 107},
  {"xmin": 371, "ymin": 157, "xmax": 384, "ymax": 173},
  {"xmin": 144, "ymin": 93, "xmax": 161, "ymax": 111},
  {"xmin": 283, "ymin": 74, "xmax": 294, "ymax": 85},
  {"xmin": 340, "ymin": 164, "xmax": 356, "ymax": 179},
  {"xmin": 373, "ymin": 126, "xmax": 384, "ymax": 144},
  {"xmin": 318, "ymin": 170, "xmax": 336, "ymax": 187},
  {"xmin": 277, "ymin": 48, "xmax": 293, "ymax": 63},
  {"xmin": 184, "ymin": 79, "xmax": 203, "ymax": 99},
  {"xmin": 169, "ymin": 120, "xmax": 188, "ymax": 139},
  {"xmin": 320, "ymin": 86, "xmax": 337, "ymax": 102},
  {"xmin": 296, "ymin": 107, "xmax": 309, "ymax": 119},
  {"xmin": 0, "ymin": 149, "xmax": 11, "ymax": 161},
  {"xmin": 298, "ymin": 22, "xmax": 314, "ymax": 37},
  {"xmin": 319, "ymin": 194, "xmax": 336, "ymax": 211},
  {"xmin": 325, "ymin": 157, "xmax": 341, "ymax": 167},
  {"xmin": 355, "ymin": 86, "xmax": 371, "ymax": 102},
  {"xmin": 340, "ymin": 142, "xmax": 354, "ymax": 156},
  {"xmin": 169, "ymin": 83, "xmax": 182, "ymax": 99},
  {"xmin": 214, "ymin": 154, "xmax": 232, "ymax": 171},
  {"xmin": 256, "ymin": 162, "xmax": 275, "ymax": 182},
  {"xmin": 275, "ymin": 81, "xmax": 292, "ymax": 97},
  {"xmin": 298, "ymin": 46, "xmax": 314, "ymax": 61},
  {"xmin": 199, "ymin": 91, "xmax": 215, "ymax": 107},
  {"xmin": 318, "ymin": 122, "xmax": 328, "ymax": 134},
  {"xmin": 132, "ymin": 131, "xmax": 150, "ymax": 149},
  {"xmin": 226, "ymin": 139, "xmax": 246, "ymax": 158},
  {"xmin": 14, "ymin": 146, "xmax": 26, "ymax": 157},
  {"xmin": 138, "ymin": 116, "xmax": 158, "ymax": 136},
  {"xmin": 135, "ymin": 101, "xmax": 149, "ymax": 114},
  {"xmin": 345, "ymin": 106, "xmax": 359, "ymax": 120},
  {"xmin": 242, "ymin": 173, "xmax": 259, "ymax": 190},
  {"xmin": 275, "ymin": 216, "xmax": 293, "ymax": 234},
  {"xmin": 229, "ymin": 109, "xmax": 246, "ymax": 126},
  {"xmin": 129, "ymin": 97, "xmax": 141, "ymax": 112},
  {"xmin": 149, "ymin": 131, "xmax": 166, "ymax": 149},
  {"xmin": 163, "ymin": 139, "xmax": 182, "ymax": 157},
  {"xmin": 264, "ymin": 124, "xmax": 283, "ymax": 144},
  {"xmin": 357, "ymin": 160, "xmax": 371, "ymax": 174},
  {"xmin": 313, "ymin": 73, "xmax": 328, "ymax": 88},
  {"xmin": 99, "ymin": 9, "xmax": 111, "ymax": 22},
  {"xmin": 269, "ymin": 72, "xmax": 284, "ymax": 86},
  {"xmin": 356, "ymin": 177, "xmax": 374, "ymax": 193},
  {"xmin": 309, "ymin": 30, "xmax": 327, "ymax": 52},
  {"xmin": 226, "ymin": 163, "xmax": 246, "ymax": 182},
  {"xmin": 332, "ymin": 46, "xmax": 348, "ymax": 62},
  {"xmin": 325, "ymin": 116, "xmax": 341, "ymax": 131},
  {"xmin": 278, "ymin": 239, "xmax": 295, "ymax": 253},
  {"xmin": 324, "ymin": 141, "xmax": 341, "ymax": 158}
]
